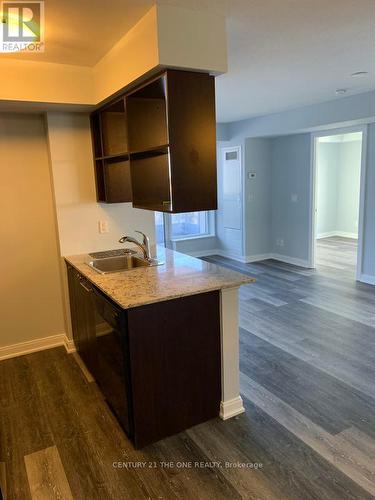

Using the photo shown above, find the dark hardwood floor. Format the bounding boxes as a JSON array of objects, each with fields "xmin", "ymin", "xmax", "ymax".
[{"xmin": 1, "ymin": 237, "xmax": 374, "ymax": 499}]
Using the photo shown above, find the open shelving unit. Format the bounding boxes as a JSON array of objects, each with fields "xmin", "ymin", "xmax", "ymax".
[
  {"xmin": 90, "ymin": 69, "xmax": 217, "ymax": 212},
  {"xmin": 91, "ymin": 99, "xmax": 132, "ymax": 204}
]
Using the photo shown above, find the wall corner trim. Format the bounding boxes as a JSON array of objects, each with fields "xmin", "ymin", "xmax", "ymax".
[{"xmin": 64, "ymin": 335, "xmax": 76, "ymax": 353}]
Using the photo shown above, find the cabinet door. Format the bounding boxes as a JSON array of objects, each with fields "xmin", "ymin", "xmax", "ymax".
[
  {"xmin": 66, "ymin": 266, "xmax": 97, "ymax": 378},
  {"xmin": 91, "ymin": 290, "xmax": 132, "ymax": 435}
]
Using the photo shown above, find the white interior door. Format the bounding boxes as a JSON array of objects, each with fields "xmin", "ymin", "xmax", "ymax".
[{"xmin": 222, "ymin": 148, "xmax": 242, "ymax": 230}]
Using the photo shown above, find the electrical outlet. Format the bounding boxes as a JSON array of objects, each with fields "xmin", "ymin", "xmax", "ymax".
[
  {"xmin": 248, "ymin": 172, "xmax": 256, "ymax": 179},
  {"xmin": 276, "ymin": 238, "xmax": 284, "ymax": 247},
  {"xmin": 98, "ymin": 220, "xmax": 109, "ymax": 234}
]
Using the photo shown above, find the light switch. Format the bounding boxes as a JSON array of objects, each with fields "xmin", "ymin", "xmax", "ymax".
[
  {"xmin": 291, "ymin": 194, "xmax": 298, "ymax": 203},
  {"xmin": 98, "ymin": 220, "xmax": 109, "ymax": 234},
  {"xmin": 248, "ymin": 172, "xmax": 256, "ymax": 179}
]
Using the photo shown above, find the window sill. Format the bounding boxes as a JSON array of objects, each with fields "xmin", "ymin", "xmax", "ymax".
[{"xmin": 171, "ymin": 234, "xmax": 216, "ymax": 242}]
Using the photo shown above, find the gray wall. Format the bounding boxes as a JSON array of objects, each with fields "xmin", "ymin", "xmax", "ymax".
[
  {"xmin": 337, "ymin": 141, "xmax": 361, "ymax": 236},
  {"xmin": 244, "ymin": 138, "xmax": 272, "ymax": 257},
  {"xmin": 316, "ymin": 143, "xmax": 339, "ymax": 237},
  {"xmin": 316, "ymin": 140, "xmax": 361, "ymax": 239},
  {"xmin": 229, "ymin": 89, "xmax": 375, "ymax": 139},
  {"xmin": 270, "ymin": 134, "xmax": 312, "ymax": 262},
  {"xmin": 216, "ymin": 133, "xmax": 312, "ymax": 264},
  {"xmin": 362, "ymin": 123, "xmax": 375, "ymax": 278}
]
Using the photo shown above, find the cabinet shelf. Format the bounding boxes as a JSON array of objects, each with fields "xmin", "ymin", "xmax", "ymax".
[
  {"xmin": 95, "ymin": 152, "xmax": 129, "ymax": 161},
  {"xmin": 129, "ymin": 144, "xmax": 169, "ymax": 156}
]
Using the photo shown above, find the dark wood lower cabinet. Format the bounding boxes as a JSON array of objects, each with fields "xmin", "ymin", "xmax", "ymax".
[
  {"xmin": 127, "ymin": 292, "xmax": 221, "ymax": 448},
  {"xmin": 66, "ymin": 265, "xmax": 96, "ymax": 377},
  {"xmin": 66, "ymin": 264, "xmax": 221, "ymax": 448}
]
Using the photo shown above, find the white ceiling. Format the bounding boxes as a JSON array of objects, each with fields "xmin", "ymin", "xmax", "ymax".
[
  {"xmin": 2, "ymin": 0, "xmax": 375, "ymax": 122},
  {"xmin": 214, "ymin": 0, "xmax": 375, "ymax": 122}
]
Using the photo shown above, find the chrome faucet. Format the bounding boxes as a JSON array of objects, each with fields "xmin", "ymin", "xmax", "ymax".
[{"xmin": 119, "ymin": 231, "xmax": 152, "ymax": 261}]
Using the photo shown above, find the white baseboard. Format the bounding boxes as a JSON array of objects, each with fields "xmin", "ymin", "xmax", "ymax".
[
  {"xmin": 0, "ymin": 333, "xmax": 77, "ymax": 361},
  {"xmin": 317, "ymin": 231, "xmax": 358, "ymax": 240},
  {"xmin": 220, "ymin": 396, "xmax": 245, "ymax": 420},
  {"xmin": 216, "ymin": 250, "xmax": 271, "ymax": 263},
  {"xmin": 359, "ymin": 274, "xmax": 375, "ymax": 286},
  {"xmin": 217, "ymin": 250, "xmax": 247, "ymax": 262},
  {"xmin": 230, "ymin": 251, "xmax": 310, "ymax": 268},
  {"xmin": 187, "ymin": 248, "xmax": 311, "ymax": 268},
  {"xmin": 0, "ymin": 333, "xmax": 67, "ymax": 361},
  {"xmin": 336, "ymin": 231, "xmax": 358, "ymax": 239},
  {"xmin": 185, "ymin": 248, "xmax": 247, "ymax": 261},
  {"xmin": 317, "ymin": 231, "xmax": 338, "ymax": 239},
  {"xmin": 243, "ymin": 253, "xmax": 273, "ymax": 263},
  {"xmin": 270, "ymin": 253, "xmax": 311, "ymax": 268},
  {"xmin": 185, "ymin": 248, "xmax": 220, "ymax": 258}
]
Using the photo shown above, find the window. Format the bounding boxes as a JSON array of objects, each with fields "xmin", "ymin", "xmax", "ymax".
[
  {"xmin": 155, "ymin": 211, "xmax": 214, "ymax": 245},
  {"xmin": 155, "ymin": 212, "xmax": 165, "ymax": 245},
  {"xmin": 170, "ymin": 212, "xmax": 209, "ymax": 239}
]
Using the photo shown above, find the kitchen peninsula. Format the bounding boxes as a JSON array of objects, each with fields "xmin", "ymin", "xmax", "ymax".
[{"xmin": 65, "ymin": 246, "xmax": 254, "ymax": 448}]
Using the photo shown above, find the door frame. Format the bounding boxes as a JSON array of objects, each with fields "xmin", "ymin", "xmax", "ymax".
[
  {"xmin": 220, "ymin": 145, "xmax": 245, "ymax": 256},
  {"xmin": 309, "ymin": 125, "xmax": 368, "ymax": 279}
]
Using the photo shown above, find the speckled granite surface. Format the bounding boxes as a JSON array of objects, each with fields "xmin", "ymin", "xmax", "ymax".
[{"xmin": 65, "ymin": 246, "xmax": 255, "ymax": 309}]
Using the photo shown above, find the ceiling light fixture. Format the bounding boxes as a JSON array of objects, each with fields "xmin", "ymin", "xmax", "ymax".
[
  {"xmin": 351, "ymin": 71, "xmax": 368, "ymax": 78},
  {"xmin": 335, "ymin": 89, "xmax": 347, "ymax": 95}
]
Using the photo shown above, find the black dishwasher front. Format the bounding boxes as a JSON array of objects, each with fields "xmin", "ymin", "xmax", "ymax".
[{"xmin": 91, "ymin": 287, "xmax": 133, "ymax": 436}]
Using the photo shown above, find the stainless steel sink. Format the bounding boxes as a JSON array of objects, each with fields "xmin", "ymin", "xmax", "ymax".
[{"xmin": 86, "ymin": 254, "xmax": 163, "ymax": 274}]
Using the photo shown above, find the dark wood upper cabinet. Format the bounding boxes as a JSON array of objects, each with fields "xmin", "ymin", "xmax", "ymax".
[
  {"xmin": 126, "ymin": 75, "xmax": 168, "ymax": 153},
  {"xmin": 101, "ymin": 99, "xmax": 128, "ymax": 157},
  {"xmin": 90, "ymin": 69, "xmax": 217, "ymax": 212},
  {"xmin": 91, "ymin": 99, "xmax": 132, "ymax": 204}
]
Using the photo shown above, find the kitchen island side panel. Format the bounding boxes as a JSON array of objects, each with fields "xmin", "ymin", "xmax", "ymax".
[{"xmin": 127, "ymin": 291, "xmax": 221, "ymax": 448}]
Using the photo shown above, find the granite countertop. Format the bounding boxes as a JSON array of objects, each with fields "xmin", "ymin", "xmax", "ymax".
[{"xmin": 65, "ymin": 246, "xmax": 255, "ymax": 309}]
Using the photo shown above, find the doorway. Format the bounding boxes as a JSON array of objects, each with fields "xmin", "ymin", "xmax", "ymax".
[
  {"xmin": 219, "ymin": 146, "xmax": 244, "ymax": 256},
  {"xmin": 310, "ymin": 128, "xmax": 367, "ymax": 279}
]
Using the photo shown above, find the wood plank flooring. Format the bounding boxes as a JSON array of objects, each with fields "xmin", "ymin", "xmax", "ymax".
[
  {"xmin": 1, "ymin": 237, "xmax": 374, "ymax": 499},
  {"xmin": 24, "ymin": 447, "xmax": 73, "ymax": 500}
]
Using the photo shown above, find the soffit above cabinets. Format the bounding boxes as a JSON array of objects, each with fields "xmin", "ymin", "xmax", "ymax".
[{"xmin": 0, "ymin": 4, "xmax": 227, "ymax": 108}]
